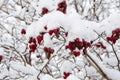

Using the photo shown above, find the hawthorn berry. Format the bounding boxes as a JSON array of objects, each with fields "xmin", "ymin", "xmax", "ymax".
[
  {"xmin": 21, "ymin": 29, "xmax": 26, "ymax": 34},
  {"xmin": 106, "ymin": 36, "xmax": 118, "ymax": 44},
  {"xmin": 66, "ymin": 41, "xmax": 76, "ymax": 51},
  {"xmin": 43, "ymin": 47, "xmax": 54, "ymax": 58},
  {"xmin": 29, "ymin": 43, "xmax": 37, "ymax": 50},
  {"xmin": 44, "ymin": 25, "xmax": 47, "ymax": 30},
  {"xmin": 112, "ymin": 28, "xmax": 120, "ymax": 35},
  {"xmin": 83, "ymin": 48, "xmax": 87, "ymax": 54},
  {"xmin": 78, "ymin": 69, "xmax": 80, "ymax": 72},
  {"xmin": 63, "ymin": 72, "xmax": 71, "ymax": 79},
  {"xmin": 48, "ymin": 28, "xmax": 60, "ymax": 38},
  {"xmin": 65, "ymin": 32, "xmax": 68, "ymax": 37},
  {"xmin": 48, "ymin": 30, "xmax": 54, "ymax": 35},
  {"xmin": 57, "ymin": 0, "xmax": 67, "ymax": 14},
  {"xmin": 95, "ymin": 42, "xmax": 106, "ymax": 49},
  {"xmin": 106, "ymin": 37, "xmax": 112, "ymax": 41},
  {"xmin": 0, "ymin": 55, "xmax": 3, "ymax": 61},
  {"xmin": 32, "ymin": 38, "xmax": 36, "ymax": 44},
  {"xmin": 44, "ymin": 47, "xmax": 48, "ymax": 52},
  {"xmin": 72, "ymin": 51, "xmax": 80, "ymax": 56},
  {"xmin": 102, "ymin": 45, "xmax": 106, "ymax": 49},
  {"xmin": 90, "ymin": 40, "xmax": 94, "ymax": 44},
  {"xmin": 29, "ymin": 37, "xmax": 33, "ymax": 43},
  {"xmin": 40, "ymin": 32, "xmax": 46, "ymax": 35},
  {"xmin": 55, "ymin": 33, "xmax": 60, "ymax": 38},
  {"xmin": 96, "ymin": 44, "xmax": 101, "ymax": 48},
  {"xmin": 82, "ymin": 39, "xmax": 91, "ymax": 48},
  {"xmin": 106, "ymin": 28, "xmax": 120, "ymax": 44},
  {"xmin": 41, "ymin": 7, "xmax": 49, "ymax": 15},
  {"xmin": 46, "ymin": 53, "xmax": 51, "ymax": 59},
  {"xmin": 29, "ymin": 49, "xmax": 35, "ymax": 53},
  {"xmin": 29, "ymin": 43, "xmax": 37, "ymax": 53},
  {"xmin": 37, "ymin": 35, "xmax": 43, "ymax": 44},
  {"xmin": 43, "ymin": 47, "xmax": 54, "ymax": 54}
]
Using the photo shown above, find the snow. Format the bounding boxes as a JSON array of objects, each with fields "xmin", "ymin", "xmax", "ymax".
[
  {"xmin": 99, "ymin": 12, "xmax": 120, "ymax": 36},
  {"xmin": 44, "ymin": 33, "xmax": 53, "ymax": 47},
  {"xmin": 10, "ymin": 61, "xmax": 37, "ymax": 75},
  {"xmin": 26, "ymin": 11, "xmax": 99, "ymax": 41},
  {"xmin": 88, "ymin": 51, "xmax": 120, "ymax": 80},
  {"xmin": 1, "ymin": 0, "xmax": 120, "ymax": 80},
  {"xmin": 67, "ymin": 75, "xmax": 79, "ymax": 80},
  {"xmin": 60, "ymin": 60, "xmax": 75, "ymax": 76},
  {"xmin": 40, "ymin": 74, "xmax": 55, "ymax": 80},
  {"xmin": 0, "ymin": 0, "xmax": 4, "ymax": 8},
  {"xmin": 18, "ymin": 9, "xmax": 120, "ymax": 80}
]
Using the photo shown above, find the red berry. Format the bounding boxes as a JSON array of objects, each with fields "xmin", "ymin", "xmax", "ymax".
[
  {"xmin": 21, "ymin": 29, "xmax": 26, "ymax": 34},
  {"xmin": 78, "ymin": 69, "xmax": 80, "ymax": 72},
  {"xmin": 65, "ymin": 32, "xmax": 68, "ymax": 37},
  {"xmin": 51, "ymin": 49, "xmax": 54, "ymax": 53},
  {"xmin": 32, "ymin": 38, "xmax": 36, "ymax": 43},
  {"xmin": 55, "ymin": 33, "xmax": 60, "ymax": 38},
  {"xmin": 29, "ymin": 37, "xmax": 33, "ymax": 43},
  {"xmin": 44, "ymin": 25, "xmax": 47, "ymax": 30},
  {"xmin": 63, "ymin": 72, "xmax": 71, "ymax": 79},
  {"xmin": 112, "ymin": 28, "xmax": 120, "ymax": 35},
  {"xmin": 44, "ymin": 47, "xmax": 54, "ymax": 54},
  {"xmin": 96, "ymin": 44, "xmax": 101, "ymax": 48},
  {"xmin": 74, "ymin": 38, "xmax": 80, "ymax": 42},
  {"xmin": 83, "ymin": 48, "xmax": 87, "ymax": 54},
  {"xmin": 90, "ymin": 40, "xmax": 94, "ymax": 44},
  {"xmin": 86, "ymin": 42, "xmax": 91, "ymax": 47},
  {"xmin": 48, "ymin": 30, "xmax": 54, "ymax": 35},
  {"xmin": 47, "ymin": 47, "xmax": 51, "ymax": 53},
  {"xmin": 41, "ymin": 7, "xmax": 49, "ymax": 15},
  {"xmin": 54, "ymin": 28, "xmax": 60, "ymax": 33},
  {"xmin": 106, "ymin": 37, "xmax": 112, "ymax": 41},
  {"xmin": 46, "ymin": 53, "xmax": 51, "ymax": 59},
  {"xmin": 57, "ymin": 1, "xmax": 67, "ymax": 14},
  {"xmin": 69, "ymin": 41, "xmax": 76, "ymax": 51},
  {"xmin": 0, "ymin": 55, "xmax": 3, "ymax": 61},
  {"xmin": 40, "ymin": 32, "xmax": 46, "ymax": 35},
  {"xmin": 29, "ymin": 49, "xmax": 35, "ymax": 53},
  {"xmin": 72, "ymin": 51, "xmax": 80, "ymax": 56},
  {"xmin": 29, "ymin": 43, "xmax": 37, "ymax": 50},
  {"xmin": 79, "ymin": 42, "xmax": 83, "ymax": 46},
  {"xmin": 44, "ymin": 47, "xmax": 48, "ymax": 52},
  {"xmin": 65, "ymin": 45, "xmax": 69, "ymax": 49},
  {"xmin": 37, "ymin": 35, "xmax": 43, "ymax": 44},
  {"xmin": 102, "ymin": 45, "xmax": 106, "ymax": 49}
]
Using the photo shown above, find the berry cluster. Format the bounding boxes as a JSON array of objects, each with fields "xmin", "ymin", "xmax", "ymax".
[
  {"xmin": 95, "ymin": 42, "xmax": 106, "ymax": 49},
  {"xmin": 106, "ymin": 28, "xmax": 120, "ymax": 44},
  {"xmin": 27, "ymin": 26, "xmax": 67, "ymax": 54},
  {"xmin": 41, "ymin": 7, "xmax": 49, "ymax": 15},
  {"xmin": 48, "ymin": 27, "xmax": 68, "ymax": 38},
  {"xmin": 66, "ymin": 38, "xmax": 91, "ymax": 56},
  {"xmin": 71, "ymin": 51, "xmax": 80, "ymax": 56},
  {"xmin": 57, "ymin": 0, "xmax": 67, "ymax": 14},
  {"xmin": 37, "ymin": 35, "xmax": 43, "ymax": 44},
  {"xmin": 44, "ymin": 47, "xmax": 54, "ymax": 59},
  {"xmin": 28, "ymin": 35, "xmax": 43, "ymax": 53},
  {"xmin": 63, "ymin": 72, "xmax": 71, "ymax": 79},
  {"xmin": 48, "ymin": 27, "xmax": 60, "ymax": 38},
  {"xmin": 21, "ymin": 29, "xmax": 26, "ymax": 34},
  {"xmin": 44, "ymin": 47, "xmax": 54, "ymax": 54}
]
